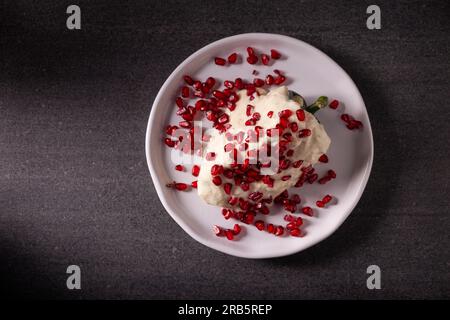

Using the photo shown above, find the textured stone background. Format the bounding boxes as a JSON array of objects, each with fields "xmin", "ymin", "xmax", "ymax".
[{"xmin": 1, "ymin": 0, "xmax": 449, "ymax": 299}]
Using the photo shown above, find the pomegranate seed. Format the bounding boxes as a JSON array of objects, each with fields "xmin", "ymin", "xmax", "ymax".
[
  {"xmin": 262, "ymin": 175, "xmax": 274, "ymax": 188},
  {"xmin": 328, "ymin": 169, "xmax": 337, "ymax": 179},
  {"xmin": 270, "ymin": 49, "xmax": 281, "ymax": 59},
  {"xmin": 175, "ymin": 164, "xmax": 184, "ymax": 171},
  {"xmin": 240, "ymin": 182, "xmax": 250, "ymax": 191},
  {"xmin": 218, "ymin": 114, "xmax": 229, "ymax": 124},
  {"xmin": 292, "ymin": 160, "xmax": 303, "ymax": 168},
  {"xmin": 175, "ymin": 97, "xmax": 184, "ymax": 108},
  {"xmin": 179, "ymin": 121, "xmax": 191, "ymax": 128},
  {"xmin": 307, "ymin": 173, "xmax": 318, "ymax": 184},
  {"xmin": 295, "ymin": 217, "xmax": 303, "ymax": 227},
  {"xmin": 247, "ymin": 47, "xmax": 255, "ymax": 55},
  {"xmin": 279, "ymin": 109, "xmax": 293, "ymax": 118},
  {"xmin": 246, "ymin": 104, "xmax": 254, "ymax": 116},
  {"xmin": 222, "ymin": 208, "xmax": 233, "ymax": 219},
  {"xmin": 290, "ymin": 228, "xmax": 302, "ymax": 237},
  {"xmin": 214, "ymin": 57, "xmax": 226, "ymax": 66},
  {"xmin": 255, "ymin": 220, "xmax": 265, "ymax": 231},
  {"xmin": 318, "ymin": 176, "xmax": 331, "ymax": 184},
  {"xmin": 341, "ymin": 114, "xmax": 351, "ymax": 123},
  {"xmin": 286, "ymin": 222, "xmax": 296, "ymax": 230},
  {"xmin": 191, "ymin": 165, "xmax": 200, "ymax": 177},
  {"xmin": 224, "ymin": 80, "xmax": 234, "ymax": 89},
  {"xmin": 253, "ymin": 78, "xmax": 265, "ymax": 87},
  {"xmin": 274, "ymin": 75, "xmax": 286, "ymax": 85},
  {"xmin": 205, "ymin": 77, "xmax": 216, "ymax": 88},
  {"xmin": 248, "ymin": 191, "xmax": 263, "ymax": 202},
  {"xmin": 166, "ymin": 182, "xmax": 188, "ymax": 191},
  {"xmin": 245, "ymin": 119, "xmax": 256, "ymax": 126},
  {"xmin": 181, "ymin": 86, "xmax": 189, "ymax": 98},
  {"xmin": 275, "ymin": 226, "xmax": 284, "ymax": 236},
  {"xmin": 234, "ymin": 78, "xmax": 244, "ymax": 89},
  {"xmin": 261, "ymin": 54, "xmax": 270, "ymax": 65},
  {"xmin": 267, "ymin": 111, "xmax": 274, "ymax": 118},
  {"xmin": 329, "ymin": 99, "xmax": 339, "ymax": 109},
  {"xmin": 190, "ymin": 181, "xmax": 198, "ymax": 188},
  {"xmin": 212, "ymin": 176, "xmax": 222, "ymax": 186},
  {"xmin": 164, "ymin": 138, "xmax": 175, "ymax": 147},
  {"xmin": 223, "ymin": 183, "xmax": 232, "ymax": 195},
  {"xmin": 265, "ymin": 74, "xmax": 274, "ymax": 85},
  {"xmin": 281, "ymin": 175, "xmax": 291, "ymax": 181},
  {"xmin": 183, "ymin": 75, "xmax": 194, "ymax": 85},
  {"xmin": 213, "ymin": 225, "xmax": 224, "ymax": 236},
  {"xmin": 298, "ymin": 129, "xmax": 311, "ymax": 138},
  {"xmin": 284, "ymin": 214, "xmax": 294, "ymax": 222},
  {"xmin": 228, "ymin": 197, "xmax": 238, "ymax": 206},
  {"xmin": 291, "ymin": 194, "xmax": 301, "ymax": 204},
  {"xmin": 165, "ymin": 125, "xmax": 178, "ymax": 135},
  {"xmin": 252, "ymin": 112, "xmax": 261, "ymax": 121},
  {"xmin": 316, "ymin": 200, "xmax": 324, "ymax": 208},
  {"xmin": 319, "ymin": 154, "xmax": 329, "ymax": 163},
  {"xmin": 322, "ymin": 194, "xmax": 333, "ymax": 204},
  {"xmin": 206, "ymin": 152, "xmax": 216, "ymax": 161},
  {"xmin": 225, "ymin": 229, "xmax": 235, "ymax": 240},
  {"xmin": 247, "ymin": 55, "xmax": 258, "ymax": 64},
  {"xmin": 233, "ymin": 224, "xmax": 241, "ymax": 235},
  {"xmin": 301, "ymin": 206, "xmax": 313, "ymax": 216},
  {"xmin": 267, "ymin": 223, "xmax": 275, "ymax": 234},
  {"xmin": 296, "ymin": 109, "xmax": 305, "ymax": 121},
  {"xmin": 211, "ymin": 164, "xmax": 223, "ymax": 176},
  {"xmin": 227, "ymin": 53, "xmax": 238, "ymax": 63}
]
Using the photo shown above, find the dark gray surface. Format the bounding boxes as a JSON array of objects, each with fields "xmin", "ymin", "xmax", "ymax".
[{"xmin": 1, "ymin": 0, "xmax": 449, "ymax": 299}]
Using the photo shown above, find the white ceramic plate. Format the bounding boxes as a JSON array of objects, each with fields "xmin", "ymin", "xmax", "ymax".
[{"xmin": 145, "ymin": 33, "xmax": 373, "ymax": 259}]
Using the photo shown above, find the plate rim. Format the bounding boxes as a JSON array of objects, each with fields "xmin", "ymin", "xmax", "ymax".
[{"xmin": 145, "ymin": 32, "xmax": 374, "ymax": 259}]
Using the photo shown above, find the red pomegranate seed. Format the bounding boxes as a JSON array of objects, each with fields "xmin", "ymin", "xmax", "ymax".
[
  {"xmin": 166, "ymin": 182, "xmax": 188, "ymax": 191},
  {"xmin": 274, "ymin": 75, "xmax": 286, "ymax": 85},
  {"xmin": 223, "ymin": 183, "xmax": 232, "ymax": 195},
  {"xmin": 290, "ymin": 228, "xmax": 302, "ymax": 237},
  {"xmin": 218, "ymin": 113, "xmax": 229, "ymax": 124},
  {"xmin": 234, "ymin": 77, "xmax": 244, "ymax": 89},
  {"xmin": 323, "ymin": 194, "xmax": 332, "ymax": 204},
  {"xmin": 266, "ymin": 223, "xmax": 275, "ymax": 234},
  {"xmin": 222, "ymin": 208, "xmax": 233, "ymax": 220},
  {"xmin": 341, "ymin": 114, "xmax": 351, "ymax": 123},
  {"xmin": 291, "ymin": 194, "xmax": 301, "ymax": 204},
  {"xmin": 205, "ymin": 77, "xmax": 215, "ymax": 88},
  {"xmin": 298, "ymin": 129, "xmax": 311, "ymax": 138},
  {"xmin": 301, "ymin": 206, "xmax": 313, "ymax": 216},
  {"xmin": 228, "ymin": 197, "xmax": 238, "ymax": 206},
  {"xmin": 191, "ymin": 165, "xmax": 200, "ymax": 177},
  {"xmin": 281, "ymin": 175, "xmax": 291, "ymax": 181},
  {"xmin": 255, "ymin": 220, "xmax": 265, "ymax": 231},
  {"xmin": 247, "ymin": 47, "xmax": 255, "ymax": 56},
  {"xmin": 225, "ymin": 229, "xmax": 234, "ymax": 240},
  {"xmin": 286, "ymin": 222, "xmax": 296, "ymax": 230},
  {"xmin": 275, "ymin": 226, "xmax": 284, "ymax": 236},
  {"xmin": 165, "ymin": 125, "xmax": 178, "ymax": 135},
  {"xmin": 245, "ymin": 119, "xmax": 255, "ymax": 126},
  {"xmin": 295, "ymin": 217, "xmax": 303, "ymax": 227},
  {"xmin": 246, "ymin": 104, "xmax": 253, "ymax": 116},
  {"xmin": 183, "ymin": 75, "xmax": 194, "ymax": 85},
  {"xmin": 179, "ymin": 121, "xmax": 192, "ymax": 129},
  {"xmin": 175, "ymin": 164, "xmax": 184, "ymax": 171},
  {"xmin": 206, "ymin": 152, "xmax": 216, "ymax": 161},
  {"xmin": 233, "ymin": 224, "xmax": 241, "ymax": 235},
  {"xmin": 296, "ymin": 109, "xmax": 305, "ymax": 121},
  {"xmin": 240, "ymin": 182, "xmax": 250, "ymax": 191},
  {"xmin": 212, "ymin": 176, "xmax": 222, "ymax": 186},
  {"xmin": 284, "ymin": 214, "xmax": 294, "ymax": 222},
  {"xmin": 211, "ymin": 164, "xmax": 223, "ymax": 176},
  {"xmin": 213, "ymin": 90, "xmax": 226, "ymax": 100},
  {"xmin": 261, "ymin": 54, "xmax": 270, "ymax": 65},
  {"xmin": 175, "ymin": 97, "xmax": 184, "ymax": 108},
  {"xmin": 227, "ymin": 52, "xmax": 238, "ymax": 63},
  {"xmin": 213, "ymin": 225, "xmax": 224, "ymax": 236},
  {"xmin": 328, "ymin": 169, "xmax": 336, "ymax": 179},
  {"xmin": 247, "ymin": 55, "xmax": 258, "ymax": 64},
  {"xmin": 267, "ymin": 111, "xmax": 274, "ymax": 118},
  {"xmin": 253, "ymin": 78, "xmax": 264, "ymax": 87},
  {"xmin": 224, "ymin": 80, "xmax": 234, "ymax": 89},
  {"xmin": 265, "ymin": 74, "xmax": 274, "ymax": 85},
  {"xmin": 252, "ymin": 112, "xmax": 261, "ymax": 121},
  {"xmin": 329, "ymin": 99, "xmax": 339, "ymax": 109},
  {"xmin": 214, "ymin": 57, "xmax": 226, "ymax": 66},
  {"xmin": 164, "ymin": 138, "xmax": 175, "ymax": 147},
  {"xmin": 279, "ymin": 109, "xmax": 293, "ymax": 118},
  {"xmin": 316, "ymin": 200, "xmax": 324, "ymax": 208},
  {"xmin": 319, "ymin": 154, "xmax": 329, "ymax": 163},
  {"xmin": 181, "ymin": 86, "xmax": 189, "ymax": 98},
  {"xmin": 270, "ymin": 49, "xmax": 281, "ymax": 59},
  {"xmin": 307, "ymin": 173, "xmax": 318, "ymax": 184},
  {"xmin": 189, "ymin": 180, "xmax": 197, "ymax": 189},
  {"xmin": 318, "ymin": 176, "xmax": 331, "ymax": 184}
]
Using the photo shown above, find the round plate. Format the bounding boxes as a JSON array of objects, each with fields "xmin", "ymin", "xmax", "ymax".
[{"xmin": 145, "ymin": 33, "xmax": 373, "ymax": 258}]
